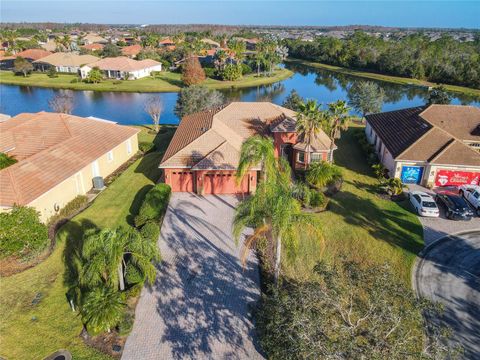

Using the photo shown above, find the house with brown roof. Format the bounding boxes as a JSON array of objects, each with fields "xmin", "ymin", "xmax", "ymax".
[
  {"xmin": 365, "ymin": 105, "xmax": 480, "ymax": 187},
  {"xmin": 121, "ymin": 44, "xmax": 143, "ymax": 58},
  {"xmin": 0, "ymin": 112, "xmax": 139, "ymax": 222},
  {"xmin": 33, "ymin": 53, "xmax": 100, "ymax": 73},
  {"xmin": 0, "ymin": 49, "xmax": 52, "ymax": 70},
  {"xmin": 82, "ymin": 43, "xmax": 105, "ymax": 52},
  {"xmin": 80, "ymin": 57, "xmax": 162, "ymax": 80},
  {"xmin": 160, "ymin": 102, "xmax": 334, "ymax": 195}
]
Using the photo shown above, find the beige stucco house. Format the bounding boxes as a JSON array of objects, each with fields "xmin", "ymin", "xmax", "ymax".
[{"xmin": 0, "ymin": 112, "xmax": 139, "ymax": 222}]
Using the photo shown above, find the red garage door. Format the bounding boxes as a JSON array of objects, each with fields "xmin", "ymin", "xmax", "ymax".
[
  {"xmin": 203, "ymin": 173, "xmax": 249, "ymax": 194},
  {"xmin": 435, "ymin": 169, "xmax": 480, "ymax": 187},
  {"xmin": 170, "ymin": 171, "xmax": 194, "ymax": 192}
]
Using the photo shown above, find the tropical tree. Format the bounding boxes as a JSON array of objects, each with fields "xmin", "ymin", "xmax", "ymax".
[
  {"xmin": 85, "ymin": 67, "xmax": 103, "ymax": 83},
  {"xmin": 213, "ymin": 49, "xmax": 229, "ymax": 72},
  {"xmin": 282, "ymin": 89, "xmax": 305, "ymax": 112},
  {"xmin": 144, "ymin": 96, "xmax": 163, "ymax": 133},
  {"xmin": 306, "ymin": 161, "xmax": 343, "ymax": 189},
  {"xmin": 296, "ymin": 99, "xmax": 325, "ymax": 167},
  {"xmin": 236, "ymin": 135, "xmax": 276, "ymax": 184},
  {"xmin": 174, "ymin": 85, "xmax": 224, "ymax": 118},
  {"xmin": 13, "ymin": 57, "xmax": 33, "ymax": 77},
  {"xmin": 234, "ymin": 158, "xmax": 320, "ymax": 285},
  {"xmin": 81, "ymin": 287, "xmax": 125, "ymax": 333},
  {"xmin": 227, "ymin": 39, "xmax": 246, "ymax": 63},
  {"xmin": 347, "ymin": 81, "xmax": 384, "ymax": 118},
  {"xmin": 325, "ymin": 100, "xmax": 355, "ymax": 161},
  {"xmin": 427, "ymin": 85, "xmax": 452, "ymax": 105},
  {"xmin": 101, "ymin": 43, "xmax": 121, "ymax": 57},
  {"xmin": 181, "ymin": 56, "xmax": 206, "ymax": 86},
  {"xmin": 81, "ymin": 227, "xmax": 160, "ymax": 291}
]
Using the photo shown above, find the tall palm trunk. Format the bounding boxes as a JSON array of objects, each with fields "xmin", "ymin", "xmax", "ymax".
[
  {"xmin": 118, "ymin": 263, "xmax": 125, "ymax": 291},
  {"xmin": 274, "ymin": 234, "xmax": 282, "ymax": 285}
]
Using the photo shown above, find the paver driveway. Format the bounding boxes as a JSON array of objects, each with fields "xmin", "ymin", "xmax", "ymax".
[
  {"xmin": 122, "ymin": 193, "xmax": 263, "ymax": 360},
  {"xmin": 414, "ymin": 231, "xmax": 480, "ymax": 359}
]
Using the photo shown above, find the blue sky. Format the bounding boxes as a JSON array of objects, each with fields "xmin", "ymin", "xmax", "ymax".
[{"xmin": 1, "ymin": 1, "xmax": 479, "ymax": 29}]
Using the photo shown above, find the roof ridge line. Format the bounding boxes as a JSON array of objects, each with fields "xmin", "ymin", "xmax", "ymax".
[
  {"xmin": 191, "ymin": 139, "xmax": 228, "ymax": 168},
  {"xmin": 395, "ymin": 122, "xmax": 434, "ymax": 159},
  {"xmin": 427, "ymin": 138, "xmax": 455, "ymax": 162},
  {"xmin": 6, "ymin": 167, "xmax": 22, "ymax": 204}
]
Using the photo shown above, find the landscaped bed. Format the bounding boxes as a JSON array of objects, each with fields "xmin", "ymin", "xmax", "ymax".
[
  {"xmin": 0, "ymin": 126, "xmax": 175, "ymax": 360},
  {"xmin": 0, "ymin": 68, "xmax": 293, "ymax": 92}
]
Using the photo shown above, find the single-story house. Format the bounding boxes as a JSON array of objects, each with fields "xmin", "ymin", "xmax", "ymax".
[
  {"xmin": 160, "ymin": 102, "xmax": 334, "ymax": 195},
  {"xmin": 0, "ymin": 112, "xmax": 139, "ymax": 222},
  {"xmin": 0, "ymin": 49, "xmax": 52, "ymax": 70},
  {"xmin": 365, "ymin": 104, "xmax": 480, "ymax": 187},
  {"xmin": 80, "ymin": 57, "xmax": 162, "ymax": 80},
  {"xmin": 0, "ymin": 54, "xmax": 16, "ymax": 70},
  {"xmin": 121, "ymin": 44, "xmax": 143, "ymax": 58},
  {"xmin": 82, "ymin": 43, "xmax": 105, "ymax": 52},
  {"xmin": 33, "ymin": 53, "xmax": 100, "ymax": 73},
  {"xmin": 82, "ymin": 34, "xmax": 108, "ymax": 45},
  {"xmin": 159, "ymin": 38, "xmax": 175, "ymax": 47}
]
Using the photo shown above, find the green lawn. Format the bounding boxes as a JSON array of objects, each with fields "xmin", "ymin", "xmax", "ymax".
[
  {"xmin": 286, "ymin": 58, "xmax": 480, "ymax": 98},
  {"xmin": 0, "ymin": 68, "xmax": 293, "ymax": 93},
  {"xmin": 0, "ymin": 126, "xmax": 175, "ymax": 360},
  {"xmin": 283, "ymin": 127, "xmax": 424, "ymax": 286}
]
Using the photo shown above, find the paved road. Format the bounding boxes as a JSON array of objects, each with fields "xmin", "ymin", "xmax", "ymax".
[
  {"xmin": 122, "ymin": 193, "xmax": 263, "ymax": 360},
  {"xmin": 414, "ymin": 231, "xmax": 480, "ymax": 359}
]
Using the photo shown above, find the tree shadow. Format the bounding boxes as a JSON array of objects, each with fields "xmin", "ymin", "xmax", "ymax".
[
  {"xmin": 124, "ymin": 194, "xmax": 263, "ymax": 359},
  {"xmin": 127, "ymin": 184, "xmax": 154, "ymax": 226}
]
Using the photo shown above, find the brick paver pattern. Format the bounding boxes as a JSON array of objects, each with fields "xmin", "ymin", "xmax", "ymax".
[{"xmin": 122, "ymin": 193, "xmax": 263, "ymax": 360}]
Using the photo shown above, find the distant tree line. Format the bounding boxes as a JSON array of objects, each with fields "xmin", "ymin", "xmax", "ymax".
[{"xmin": 285, "ymin": 31, "xmax": 480, "ymax": 88}]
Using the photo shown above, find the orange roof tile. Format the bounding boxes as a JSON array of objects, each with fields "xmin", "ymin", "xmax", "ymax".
[
  {"xmin": 0, "ymin": 112, "xmax": 139, "ymax": 207},
  {"xmin": 121, "ymin": 44, "xmax": 143, "ymax": 56},
  {"xmin": 16, "ymin": 49, "xmax": 52, "ymax": 61},
  {"xmin": 85, "ymin": 57, "xmax": 160, "ymax": 72}
]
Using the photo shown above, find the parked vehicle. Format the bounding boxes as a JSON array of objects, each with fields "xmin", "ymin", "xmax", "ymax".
[
  {"xmin": 459, "ymin": 185, "xmax": 480, "ymax": 215},
  {"xmin": 409, "ymin": 191, "xmax": 440, "ymax": 217},
  {"xmin": 435, "ymin": 193, "xmax": 474, "ymax": 221}
]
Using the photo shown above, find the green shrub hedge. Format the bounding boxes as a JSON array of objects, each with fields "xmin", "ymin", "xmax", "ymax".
[
  {"xmin": 139, "ymin": 141, "xmax": 156, "ymax": 153},
  {"xmin": 47, "ymin": 195, "xmax": 89, "ymax": 227},
  {"xmin": 0, "ymin": 206, "xmax": 49, "ymax": 259},
  {"xmin": 134, "ymin": 183, "xmax": 171, "ymax": 227},
  {"xmin": 140, "ymin": 220, "xmax": 160, "ymax": 242}
]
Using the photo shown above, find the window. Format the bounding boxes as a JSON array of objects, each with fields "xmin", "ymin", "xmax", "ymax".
[
  {"xmin": 297, "ymin": 151, "xmax": 305, "ymax": 163},
  {"xmin": 126, "ymin": 139, "xmax": 132, "ymax": 154},
  {"xmin": 107, "ymin": 151, "xmax": 113, "ymax": 162},
  {"xmin": 310, "ymin": 153, "xmax": 323, "ymax": 163}
]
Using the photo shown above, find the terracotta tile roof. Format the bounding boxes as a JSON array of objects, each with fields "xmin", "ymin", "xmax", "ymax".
[
  {"xmin": 0, "ymin": 112, "xmax": 139, "ymax": 207},
  {"xmin": 366, "ymin": 104, "xmax": 480, "ymax": 166},
  {"xmin": 159, "ymin": 38, "xmax": 175, "ymax": 45},
  {"xmin": 16, "ymin": 49, "xmax": 52, "ymax": 60},
  {"xmin": 85, "ymin": 57, "xmax": 160, "ymax": 72},
  {"xmin": 293, "ymin": 131, "xmax": 334, "ymax": 152},
  {"xmin": 160, "ymin": 102, "xmax": 325, "ymax": 170},
  {"xmin": 83, "ymin": 34, "xmax": 107, "ymax": 43},
  {"xmin": 33, "ymin": 53, "xmax": 99, "ymax": 67},
  {"xmin": 82, "ymin": 43, "xmax": 104, "ymax": 51},
  {"xmin": 121, "ymin": 44, "xmax": 143, "ymax": 56}
]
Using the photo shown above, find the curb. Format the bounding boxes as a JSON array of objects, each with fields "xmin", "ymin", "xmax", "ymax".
[{"xmin": 411, "ymin": 229, "xmax": 480, "ymax": 295}]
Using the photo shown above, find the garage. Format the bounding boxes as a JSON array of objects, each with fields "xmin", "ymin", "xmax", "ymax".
[
  {"xmin": 434, "ymin": 169, "xmax": 480, "ymax": 187},
  {"xmin": 170, "ymin": 171, "xmax": 194, "ymax": 192},
  {"xmin": 203, "ymin": 172, "xmax": 249, "ymax": 194}
]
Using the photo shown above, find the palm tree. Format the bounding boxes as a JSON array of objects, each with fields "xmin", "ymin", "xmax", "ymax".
[
  {"xmin": 306, "ymin": 161, "xmax": 343, "ymax": 190},
  {"xmin": 236, "ymin": 135, "xmax": 277, "ymax": 185},
  {"xmin": 81, "ymin": 287, "xmax": 125, "ymax": 334},
  {"xmin": 326, "ymin": 100, "xmax": 355, "ymax": 162},
  {"xmin": 296, "ymin": 99, "xmax": 325, "ymax": 168},
  {"xmin": 81, "ymin": 227, "xmax": 160, "ymax": 291},
  {"xmin": 234, "ymin": 158, "xmax": 320, "ymax": 285}
]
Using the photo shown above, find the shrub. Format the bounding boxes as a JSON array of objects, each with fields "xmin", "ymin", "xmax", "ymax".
[
  {"xmin": 47, "ymin": 195, "xmax": 89, "ymax": 227},
  {"xmin": 0, "ymin": 152, "xmax": 17, "ymax": 169},
  {"xmin": 140, "ymin": 221, "xmax": 160, "ymax": 242},
  {"xmin": 125, "ymin": 263, "xmax": 144, "ymax": 285},
  {"xmin": 0, "ymin": 206, "xmax": 49, "ymax": 259},
  {"xmin": 138, "ymin": 141, "xmax": 155, "ymax": 153},
  {"xmin": 309, "ymin": 190, "xmax": 327, "ymax": 209},
  {"xmin": 113, "ymin": 80, "xmax": 122, "ymax": 85},
  {"xmin": 135, "ymin": 183, "xmax": 171, "ymax": 227},
  {"xmin": 47, "ymin": 67, "xmax": 58, "ymax": 78},
  {"xmin": 219, "ymin": 63, "xmax": 242, "ymax": 81},
  {"xmin": 117, "ymin": 311, "xmax": 134, "ymax": 336},
  {"xmin": 241, "ymin": 63, "xmax": 253, "ymax": 75},
  {"xmin": 203, "ymin": 67, "xmax": 216, "ymax": 78},
  {"xmin": 70, "ymin": 77, "xmax": 80, "ymax": 83},
  {"xmin": 306, "ymin": 161, "xmax": 343, "ymax": 190}
]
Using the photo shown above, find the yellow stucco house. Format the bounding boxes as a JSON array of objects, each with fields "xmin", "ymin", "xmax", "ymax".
[{"xmin": 0, "ymin": 112, "xmax": 139, "ymax": 222}]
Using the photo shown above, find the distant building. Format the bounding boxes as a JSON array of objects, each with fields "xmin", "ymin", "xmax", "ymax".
[
  {"xmin": 82, "ymin": 34, "xmax": 108, "ymax": 45},
  {"xmin": 0, "ymin": 49, "xmax": 52, "ymax": 70},
  {"xmin": 80, "ymin": 56, "xmax": 162, "ymax": 80},
  {"xmin": 82, "ymin": 43, "xmax": 105, "ymax": 52},
  {"xmin": 121, "ymin": 44, "xmax": 143, "ymax": 58}
]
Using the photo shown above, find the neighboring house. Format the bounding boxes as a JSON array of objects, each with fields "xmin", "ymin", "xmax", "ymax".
[
  {"xmin": 80, "ymin": 57, "xmax": 162, "ymax": 80},
  {"xmin": 40, "ymin": 40, "xmax": 58, "ymax": 52},
  {"xmin": 0, "ymin": 112, "xmax": 139, "ymax": 222},
  {"xmin": 121, "ymin": 44, "xmax": 143, "ymax": 58},
  {"xmin": 82, "ymin": 34, "xmax": 108, "ymax": 45},
  {"xmin": 159, "ymin": 38, "xmax": 175, "ymax": 47},
  {"xmin": 0, "ymin": 49, "xmax": 52, "ymax": 70},
  {"xmin": 33, "ymin": 53, "xmax": 100, "ymax": 73},
  {"xmin": 201, "ymin": 38, "xmax": 221, "ymax": 48},
  {"xmin": 160, "ymin": 102, "xmax": 334, "ymax": 195},
  {"xmin": 365, "ymin": 105, "xmax": 480, "ymax": 187},
  {"xmin": 82, "ymin": 43, "xmax": 105, "ymax": 52}
]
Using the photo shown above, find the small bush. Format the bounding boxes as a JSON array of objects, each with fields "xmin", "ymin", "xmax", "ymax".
[
  {"xmin": 203, "ymin": 67, "xmax": 216, "ymax": 78},
  {"xmin": 113, "ymin": 80, "xmax": 122, "ymax": 85},
  {"xmin": 0, "ymin": 206, "xmax": 49, "ymax": 259},
  {"xmin": 47, "ymin": 195, "xmax": 89, "ymax": 227},
  {"xmin": 117, "ymin": 311, "xmax": 134, "ymax": 336},
  {"xmin": 125, "ymin": 263, "xmax": 144, "ymax": 285},
  {"xmin": 47, "ymin": 67, "xmax": 58, "ymax": 78},
  {"xmin": 241, "ymin": 63, "xmax": 253, "ymax": 75},
  {"xmin": 138, "ymin": 141, "xmax": 155, "ymax": 153},
  {"xmin": 70, "ymin": 78, "xmax": 80, "ymax": 83},
  {"xmin": 309, "ymin": 190, "xmax": 328, "ymax": 209},
  {"xmin": 136, "ymin": 183, "xmax": 171, "ymax": 225},
  {"xmin": 0, "ymin": 152, "xmax": 17, "ymax": 169},
  {"xmin": 140, "ymin": 221, "xmax": 160, "ymax": 242},
  {"xmin": 134, "ymin": 214, "xmax": 148, "ymax": 228}
]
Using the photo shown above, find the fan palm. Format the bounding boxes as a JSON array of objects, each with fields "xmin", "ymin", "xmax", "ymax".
[
  {"xmin": 81, "ymin": 227, "xmax": 160, "ymax": 291},
  {"xmin": 236, "ymin": 135, "xmax": 277, "ymax": 185},
  {"xmin": 306, "ymin": 161, "xmax": 343, "ymax": 189},
  {"xmin": 82, "ymin": 287, "xmax": 125, "ymax": 334},
  {"xmin": 326, "ymin": 100, "xmax": 355, "ymax": 161},
  {"xmin": 234, "ymin": 158, "xmax": 321, "ymax": 285}
]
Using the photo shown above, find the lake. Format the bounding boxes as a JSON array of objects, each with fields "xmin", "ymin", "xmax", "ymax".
[{"xmin": 1, "ymin": 63, "xmax": 479, "ymax": 125}]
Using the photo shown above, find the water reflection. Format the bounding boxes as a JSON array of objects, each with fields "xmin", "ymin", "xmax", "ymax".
[{"xmin": 0, "ymin": 62, "xmax": 478, "ymax": 125}]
